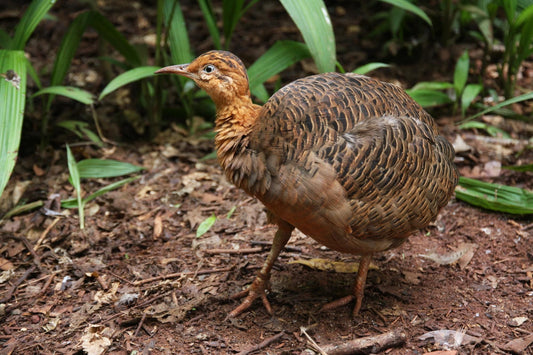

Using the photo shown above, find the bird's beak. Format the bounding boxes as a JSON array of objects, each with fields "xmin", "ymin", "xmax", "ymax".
[{"xmin": 155, "ymin": 64, "xmax": 197, "ymax": 79}]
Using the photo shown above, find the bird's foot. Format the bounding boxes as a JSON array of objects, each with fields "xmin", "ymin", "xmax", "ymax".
[
  {"xmin": 227, "ymin": 273, "xmax": 272, "ymax": 318},
  {"xmin": 320, "ymin": 294, "xmax": 363, "ymax": 317}
]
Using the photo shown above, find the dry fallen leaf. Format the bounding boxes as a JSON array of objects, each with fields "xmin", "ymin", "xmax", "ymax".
[
  {"xmin": 80, "ymin": 325, "xmax": 112, "ymax": 355},
  {"xmin": 289, "ymin": 258, "xmax": 378, "ymax": 273}
]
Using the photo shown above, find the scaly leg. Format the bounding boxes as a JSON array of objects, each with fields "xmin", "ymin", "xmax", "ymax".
[
  {"xmin": 228, "ymin": 223, "xmax": 293, "ymax": 318},
  {"xmin": 320, "ymin": 253, "xmax": 373, "ymax": 316}
]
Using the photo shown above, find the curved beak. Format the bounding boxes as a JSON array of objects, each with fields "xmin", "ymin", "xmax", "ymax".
[{"xmin": 155, "ymin": 64, "xmax": 197, "ymax": 79}]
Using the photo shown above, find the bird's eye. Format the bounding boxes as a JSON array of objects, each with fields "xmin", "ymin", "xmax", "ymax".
[{"xmin": 203, "ymin": 65, "xmax": 215, "ymax": 73}]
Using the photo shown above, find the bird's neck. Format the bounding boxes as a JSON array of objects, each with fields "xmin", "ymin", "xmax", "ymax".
[{"xmin": 214, "ymin": 96, "xmax": 262, "ymax": 190}]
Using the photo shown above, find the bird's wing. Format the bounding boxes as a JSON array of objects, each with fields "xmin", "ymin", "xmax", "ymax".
[{"xmin": 248, "ymin": 73, "xmax": 457, "ymax": 251}]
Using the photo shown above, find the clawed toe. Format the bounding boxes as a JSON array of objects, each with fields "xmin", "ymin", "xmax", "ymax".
[{"xmin": 227, "ymin": 274, "xmax": 272, "ymax": 318}]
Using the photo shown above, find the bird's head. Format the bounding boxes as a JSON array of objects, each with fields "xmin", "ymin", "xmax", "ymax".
[{"xmin": 155, "ymin": 50, "xmax": 251, "ymax": 108}]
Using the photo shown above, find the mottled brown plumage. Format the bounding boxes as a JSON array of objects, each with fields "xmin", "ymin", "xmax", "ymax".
[{"xmin": 156, "ymin": 50, "xmax": 458, "ymax": 317}]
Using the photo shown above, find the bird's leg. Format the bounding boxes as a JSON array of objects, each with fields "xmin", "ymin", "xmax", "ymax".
[
  {"xmin": 320, "ymin": 253, "xmax": 373, "ymax": 316},
  {"xmin": 228, "ymin": 223, "xmax": 293, "ymax": 318}
]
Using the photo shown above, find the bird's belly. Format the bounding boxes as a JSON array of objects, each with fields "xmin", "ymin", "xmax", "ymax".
[{"xmin": 299, "ymin": 220, "xmax": 408, "ymax": 255}]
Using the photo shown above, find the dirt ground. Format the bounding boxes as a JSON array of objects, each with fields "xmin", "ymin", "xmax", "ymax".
[{"xmin": 1, "ymin": 1, "xmax": 532, "ymax": 354}]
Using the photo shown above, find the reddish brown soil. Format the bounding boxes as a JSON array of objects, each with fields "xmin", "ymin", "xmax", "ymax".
[{"xmin": 1, "ymin": 1, "xmax": 532, "ymax": 354}]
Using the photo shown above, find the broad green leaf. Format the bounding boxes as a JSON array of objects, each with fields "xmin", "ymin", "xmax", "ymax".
[
  {"xmin": 164, "ymin": 0, "xmax": 193, "ymax": 64},
  {"xmin": 88, "ymin": 11, "xmax": 141, "ymax": 66},
  {"xmin": 248, "ymin": 40, "xmax": 311, "ymax": 91},
  {"xmin": 196, "ymin": 214, "xmax": 216, "ymax": 238},
  {"xmin": 461, "ymin": 91, "xmax": 533, "ymax": 123},
  {"xmin": 352, "ymin": 62, "xmax": 390, "ymax": 75},
  {"xmin": 198, "ymin": 0, "xmax": 222, "ymax": 49},
  {"xmin": 378, "ymin": 0, "xmax": 432, "ymax": 26},
  {"xmin": 461, "ymin": 83, "xmax": 483, "ymax": 117},
  {"xmin": 66, "ymin": 144, "xmax": 84, "ymax": 229},
  {"xmin": 503, "ymin": 164, "xmax": 533, "ymax": 172},
  {"xmin": 456, "ymin": 177, "xmax": 533, "ymax": 214},
  {"xmin": 453, "ymin": 51, "xmax": 470, "ymax": 97},
  {"xmin": 99, "ymin": 66, "xmax": 160, "ymax": 100},
  {"xmin": 280, "ymin": 0, "xmax": 336, "ymax": 72},
  {"xmin": 76, "ymin": 159, "xmax": 144, "ymax": 179},
  {"xmin": 410, "ymin": 81, "xmax": 454, "ymax": 90},
  {"xmin": 33, "ymin": 86, "xmax": 94, "ymax": 105},
  {"xmin": 405, "ymin": 89, "xmax": 453, "ymax": 107},
  {"xmin": 0, "ymin": 50, "xmax": 27, "ymax": 199},
  {"xmin": 11, "ymin": 0, "xmax": 55, "ymax": 50}
]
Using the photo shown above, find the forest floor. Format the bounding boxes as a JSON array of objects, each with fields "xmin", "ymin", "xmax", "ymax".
[{"xmin": 0, "ymin": 1, "xmax": 532, "ymax": 354}]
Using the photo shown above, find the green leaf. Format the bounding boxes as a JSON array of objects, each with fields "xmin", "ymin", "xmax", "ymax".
[
  {"xmin": 517, "ymin": 10, "xmax": 533, "ymax": 63},
  {"xmin": 226, "ymin": 206, "xmax": 236, "ymax": 219},
  {"xmin": 503, "ymin": 164, "xmax": 533, "ymax": 172},
  {"xmin": 66, "ymin": 144, "xmax": 84, "ymax": 229},
  {"xmin": 461, "ymin": 83, "xmax": 483, "ymax": 117},
  {"xmin": 456, "ymin": 177, "xmax": 533, "ymax": 214},
  {"xmin": 76, "ymin": 159, "xmax": 144, "ymax": 179},
  {"xmin": 62, "ymin": 176, "xmax": 140, "ymax": 208},
  {"xmin": 99, "ymin": 66, "xmax": 160, "ymax": 100},
  {"xmin": 458, "ymin": 121, "xmax": 510, "ymax": 138},
  {"xmin": 33, "ymin": 86, "xmax": 94, "ymax": 105},
  {"xmin": 280, "ymin": 0, "xmax": 336, "ymax": 72},
  {"xmin": 503, "ymin": 0, "xmax": 517, "ymax": 24},
  {"xmin": 198, "ymin": 0, "xmax": 222, "ymax": 49},
  {"xmin": 248, "ymin": 40, "xmax": 311, "ymax": 91},
  {"xmin": 0, "ymin": 50, "xmax": 27, "ymax": 199},
  {"xmin": 164, "ymin": 0, "xmax": 193, "ymax": 64},
  {"xmin": 11, "ymin": 0, "xmax": 55, "ymax": 50},
  {"xmin": 0, "ymin": 29, "xmax": 11, "ymax": 49},
  {"xmin": 49, "ymin": 11, "xmax": 90, "ymax": 92},
  {"xmin": 196, "ymin": 214, "xmax": 217, "ymax": 238},
  {"xmin": 410, "ymin": 81, "xmax": 454, "ymax": 91},
  {"xmin": 453, "ymin": 50, "xmax": 470, "ymax": 97},
  {"xmin": 405, "ymin": 89, "xmax": 453, "ymax": 107},
  {"xmin": 352, "ymin": 62, "xmax": 390, "ymax": 75},
  {"xmin": 516, "ymin": 3, "xmax": 533, "ymax": 26},
  {"xmin": 460, "ymin": 91, "xmax": 533, "ymax": 123},
  {"xmin": 88, "ymin": 11, "xmax": 141, "ymax": 66},
  {"xmin": 378, "ymin": 0, "xmax": 432, "ymax": 26}
]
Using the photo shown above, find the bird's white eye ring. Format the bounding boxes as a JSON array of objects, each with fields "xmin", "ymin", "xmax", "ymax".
[{"xmin": 203, "ymin": 64, "xmax": 215, "ymax": 73}]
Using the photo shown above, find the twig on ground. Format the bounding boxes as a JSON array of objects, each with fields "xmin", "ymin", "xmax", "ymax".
[
  {"xmin": 0, "ymin": 266, "xmax": 37, "ymax": 303},
  {"xmin": 251, "ymin": 240, "xmax": 302, "ymax": 252},
  {"xmin": 1, "ymin": 235, "xmax": 43, "ymax": 272},
  {"xmin": 204, "ymin": 247, "xmax": 263, "ymax": 254},
  {"xmin": 132, "ymin": 266, "xmax": 233, "ymax": 286},
  {"xmin": 301, "ymin": 327, "xmax": 328, "ymax": 355},
  {"xmin": 236, "ymin": 331, "xmax": 285, "ymax": 355},
  {"xmin": 134, "ymin": 313, "xmax": 147, "ymax": 337},
  {"xmin": 34, "ymin": 217, "xmax": 60, "ymax": 250},
  {"xmin": 320, "ymin": 328, "xmax": 407, "ymax": 355}
]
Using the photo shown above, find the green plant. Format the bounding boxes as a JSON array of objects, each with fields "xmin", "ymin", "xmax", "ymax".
[
  {"xmin": 466, "ymin": 0, "xmax": 533, "ymax": 98},
  {"xmin": 0, "ymin": 0, "xmax": 55, "ymax": 200},
  {"xmin": 456, "ymin": 177, "xmax": 533, "ymax": 214},
  {"xmin": 406, "ymin": 50, "xmax": 482, "ymax": 117},
  {"xmin": 65, "ymin": 145, "xmax": 144, "ymax": 229}
]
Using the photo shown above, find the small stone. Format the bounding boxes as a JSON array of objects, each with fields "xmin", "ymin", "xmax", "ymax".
[{"xmin": 508, "ymin": 316, "xmax": 528, "ymax": 327}]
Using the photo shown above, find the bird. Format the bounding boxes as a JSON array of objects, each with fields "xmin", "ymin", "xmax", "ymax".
[{"xmin": 155, "ymin": 50, "xmax": 458, "ymax": 318}]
